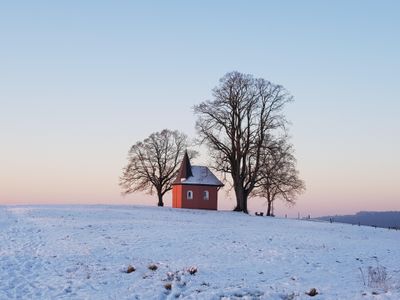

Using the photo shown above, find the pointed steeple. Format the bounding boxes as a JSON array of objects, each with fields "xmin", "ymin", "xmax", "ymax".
[{"xmin": 177, "ymin": 150, "xmax": 193, "ymax": 180}]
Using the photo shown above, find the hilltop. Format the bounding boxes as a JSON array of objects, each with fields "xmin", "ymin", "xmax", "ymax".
[{"xmin": 0, "ymin": 205, "xmax": 399, "ymax": 299}]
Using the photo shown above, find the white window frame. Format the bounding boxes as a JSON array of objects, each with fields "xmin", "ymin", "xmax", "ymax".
[
  {"xmin": 203, "ymin": 190, "xmax": 209, "ymax": 200},
  {"xmin": 187, "ymin": 190, "xmax": 193, "ymax": 200}
]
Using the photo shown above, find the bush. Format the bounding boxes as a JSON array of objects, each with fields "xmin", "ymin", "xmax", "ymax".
[
  {"xmin": 368, "ymin": 265, "xmax": 388, "ymax": 289},
  {"xmin": 126, "ymin": 265, "xmax": 136, "ymax": 273},
  {"xmin": 187, "ymin": 266, "xmax": 198, "ymax": 275},
  {"xmin": 305, "ymin": 288, "xmax": 318, "ymax": 297},
  {"xmin": 148, "ymin": 264, "xmax": 158, "ymax": 271}
]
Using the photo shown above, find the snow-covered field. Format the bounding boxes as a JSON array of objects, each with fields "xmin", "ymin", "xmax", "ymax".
[{"xmin": 0, "ymin": 205, "xmax": 399, "ymax": 299}]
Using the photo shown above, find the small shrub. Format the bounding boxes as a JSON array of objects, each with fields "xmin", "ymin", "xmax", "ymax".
[
  {"xmin": 305, "ymin": 288, "xmax": 318, "ymax": 297},
  {"xmin": 187, "ymin": 266, "xmax": 198, "ymax": 275},
  {"xmin": 126, "ymin": 265, "xmax": 136, "ymax": 273},
  {"xmin": 148, "ymin": 264, "xmax": 158, "ymax": 271},
  {"xmin": 368, "ymin": 265, "xmax": 388, "ymax": 289}
]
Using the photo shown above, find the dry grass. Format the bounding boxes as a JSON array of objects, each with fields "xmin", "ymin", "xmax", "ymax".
[{"xmin": 368, "ymin": 264, "xmax": 388, "ymax": 289}]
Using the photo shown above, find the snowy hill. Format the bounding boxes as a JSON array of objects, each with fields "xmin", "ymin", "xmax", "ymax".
[{"xmin": 0, "ymin": 205, "xmax": 399, "ymax": 299}]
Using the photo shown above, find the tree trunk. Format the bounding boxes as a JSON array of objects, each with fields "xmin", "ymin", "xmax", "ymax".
[
  {"xmin": 243, "ymin": 196, "xmax": 248, "ymax": 213},
  {"xmin": 233, "ymin": 187, "xmax": 248, "ymax": 213},
  {"xmin": 266, "ymin": 191, "xmax": 273, "ymax": 216},
  {"xmin": 266, "ymin": 200, "xmax": 272, "ymax": 216},
  {"xmin": 157, "ymin": 192, "xmax": 164, "ymax": 207}
]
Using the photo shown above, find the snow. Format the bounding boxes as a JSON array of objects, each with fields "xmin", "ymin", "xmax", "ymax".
[
  {"xmin": 179, "ymin": 166, "xmax": 224, "ymax": 186},
  {"xmin": 0, "ymin": 205, "xmax": 399, "ymax": 299}
]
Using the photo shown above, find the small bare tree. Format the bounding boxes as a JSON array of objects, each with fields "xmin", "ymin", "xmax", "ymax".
[
  {"xmin": 194, "ymin": 71, "xmax": 292, "ymax": 213},
  {"xmin": 120, "ymin": 129, "xmax": 194, "ymax": 206},
  {"xmin": 257, "ymin": 137, "xmax": 305, "ymax": 216}
]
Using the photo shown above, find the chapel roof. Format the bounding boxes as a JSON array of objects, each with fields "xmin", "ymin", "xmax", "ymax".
[{"xmin": 172, "ymin": 152, "xmax": 224, "ymax": 187}]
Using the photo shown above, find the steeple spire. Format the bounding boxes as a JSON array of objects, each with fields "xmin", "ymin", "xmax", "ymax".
[{"xmin": 177, "ymin": 150, "xmax": 193, "ymax": 180}]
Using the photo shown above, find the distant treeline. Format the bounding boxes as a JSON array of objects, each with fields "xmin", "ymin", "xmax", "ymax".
[{"xmin": 318, "ymin": 211, "xmax": 400, "ymax": 229}]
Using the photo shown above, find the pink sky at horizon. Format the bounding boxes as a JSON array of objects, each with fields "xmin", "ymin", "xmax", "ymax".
[{"xmin": 1, "ymin": 151, "xmax": 399, "ymax": 218}]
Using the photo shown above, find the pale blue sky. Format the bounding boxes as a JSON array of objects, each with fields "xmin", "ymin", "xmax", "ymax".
[{"xmin": 1, "ymin": 1, "xmax": 399, "ymax": 216}]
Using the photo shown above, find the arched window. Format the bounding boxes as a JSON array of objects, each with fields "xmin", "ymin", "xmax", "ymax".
[
  {"xmin": 203, "ymin": 190, "xmax": 209, "ymax": 200},
  {"xmin": 187, "ymin": 190, "xmax": 193, "ymax": 200}
]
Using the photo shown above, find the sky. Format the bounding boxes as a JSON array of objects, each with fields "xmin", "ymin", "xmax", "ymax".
[{"xmin": 1, "ymin": 1, "xmax": 399, "ymax": 217}]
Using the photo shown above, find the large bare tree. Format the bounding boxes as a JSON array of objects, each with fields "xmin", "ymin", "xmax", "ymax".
[
  {"xmin": 120, "ymin": 129, "xmax": 193, "ymax": 206},
  {"xmin": 257, "ymin": 137, "xmax": 305, "ymax": 216},
  {"xmin": 194, "ymin": 71, "xmax": 293, "ymax": 213}
]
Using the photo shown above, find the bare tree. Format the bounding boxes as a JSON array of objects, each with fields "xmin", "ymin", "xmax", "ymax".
[
  {"xmin": 257, "ymin": 137, "xmax": 305, "ymax": 216},
  {"xmin": 120, "ymin": 129, "xmax": 194, "ymax": 206},
  {"xmin": 194, "ymin": 71, "xmax": 293, "ymax": 213}
]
